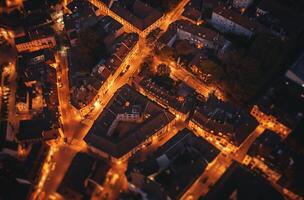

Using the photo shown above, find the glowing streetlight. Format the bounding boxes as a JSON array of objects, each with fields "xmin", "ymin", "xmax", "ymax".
[{"xmin": 94, "ymin": 100, "xmax": 101, "ymax": 108}]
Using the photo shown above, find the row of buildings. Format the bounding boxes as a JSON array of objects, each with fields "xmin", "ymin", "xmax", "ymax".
[
  {"xmin": 248, "ymin": 130, "xmax": 304, "ymax": 196},
  {"xmin": 190, "ymin": 93, "xmax": 258, "ymax": 146},
  {"xmin": 182, "ymin": 0, "xmax": 268, "ymax": 39},
  {"xmin": 14, "ymin": 10, "xmax": 57, "ymax": 53},
  {"xmin": 70, "ymin": 32, "xmax": 139, "ymax": 109},
  {"xmin": 1, "ymin": 5, "xmax": 63, "ymax": 199},
  {"xmin": 157, "ymin": 19, "xmax": 229, "ymax": 51},
  {"xmin": 89, "ymin": 0, "xmax": 165, "ymax": 36},
  {"xmin": 133, "ymin": 74, "xmax": 197, "ymax": 115},
  {"xmin": 127, "ymin": 128, "xmax": 220, "ymax": 199},
  {"xmin": 57, "ymin": 152, "xmax": 110, "ymax": 199},
  {"xmin": 84, "ymin": 84, "xmax": 175, "ymax": 162},
  {"xmin": 15, "ymin": 48, "xmax": 60, "ymax": 143}
]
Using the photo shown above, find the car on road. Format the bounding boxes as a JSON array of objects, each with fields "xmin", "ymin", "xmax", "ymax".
[
  {"xmin": 57, "ymin": 76, "xmax": 63, "ymax": 88},
  {"xmin": 119, "ymin": 65, "xmax": 130, "ymax": 76},
  {"xmin": 58, "ymin": 82, "xmax": 63, "ymax": 88},
  {"xmin": 202, "ymin": 177, "xmax": 208, "ymax": 183}
]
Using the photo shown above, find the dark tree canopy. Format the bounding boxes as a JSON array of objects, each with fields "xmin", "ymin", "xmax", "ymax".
[
  {"xmin": 157, "ymin": 63, "xmax": 171, "ymax": 77},
  {"xmin": 75, "ymin": 28, "xmax": 106, "ymax": 72}
]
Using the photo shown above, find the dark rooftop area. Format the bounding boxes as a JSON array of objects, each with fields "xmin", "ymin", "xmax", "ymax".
[
  {"xmin": 129, "ymin": 128, "xmax": 220, "ymax": 199},
  {"xmin": 191, "ymin": 93, "xmax": 258, "ymax": 146},
  {"xmin": 85, "ymin": 84, "xmax": 174, "ymax": 158},
  {"xmin": 201, "ymin": 162, "xmax": 285, "ymax": 200},
  {"xmin": 58, "ymin": 153, "xmax": 110, "ymax": 198},
  {"xmin": 109, "ymin": 0, "xmax": 163, "ymax": 31}
]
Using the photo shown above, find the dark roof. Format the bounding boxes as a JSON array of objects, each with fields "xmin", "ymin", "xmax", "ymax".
[
  {"xmin": 58, "ymin": 153, "xmax": 96, "ymax": 196},
  {"xmin": 248, "ymin": 130, "xmax": 300, "ymax": 175},
  {"xmin": 85, "ymin": 84, "xmax": 174, "ymax": 158},
  {"xmin": 202, "ymin": 162, "xmax": 285, "ymax": 200},
  {"xmin": 182, "ymin": 7, "xmax": 202, "ymax": 22},
  {"xmin": 157, "ymin": 28, "xmax": 177, "ymax": 45},
  {"xmin": 67, "ymin": 0, "xmax": 96, "ymax": 17},
  {"xmin": 105, "ymin": 33, "xmax": 138, "ymax": 72},
  {"xmin": 176, "ymin": 19, "xmax": 223, "ymax": 41},
  {"xmin": 213, "ymin": 5, "xmax": 264, "ymax": 32},
  {"xmin": 58, "ymin": 153, "xmax": 109, "ymax": 197},
  {"xmin": 0, "ymin": 121, "xmax": 8, "ymax": 139},
  {"xmin": 133, "ymin": 128, "xmax": 219, "ymax": 199},
  {"xmin": 286, "ymin": 52, "xmax": 304, "ymax": 86},
  {"xmin": 138, "ymin": 77, "xmax": 194, "ymax": 114},
  {"xmin": 191, "ymin": 93, "xmax": 258, "ymax": 146},
  {"xmin": 159, "ymin": 19, "xmax": 226, "ymax": 46},
  {"xmin": 17, "ymin": 119, "xmax": 49, "ymax": 142},
  {"xmin": 110, "ymin": 0, "xmax": 163, "ymax": 31},
  {"xmin": 19, "ymin": 49, "xmax": 56, "ymax": 66},
  {"xmin": 22, "ymin": 0, "xmax": 48, "ymax": 12},
  {"xmin": 158, "ymin": 128, "xmax": 219, "ymax": 162},
  {"xmin": 15, "ymin": 26, "xmax": 54, "ymax": 45},
  {"xmin": 97, "ymin": 16, "xmax": 123, "ymax": 34},
  {"xmin": 22, "ymin": 11, "xmax": 53, "ymax": 29},
  {"xmin": 24, "ymin": 143, "xmax": 50, "ymax": 181}
]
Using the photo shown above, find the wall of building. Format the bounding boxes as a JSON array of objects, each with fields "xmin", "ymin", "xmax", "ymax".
[
  {"xmin": 177, "ymin": 28, "xmax": 219, "ymax": 49},
  {"xmin": 211, "ymin": 12, "xmax": 253, "ymax": 38},
  {"xmin": 16, "ymin": 36, "xmax": 56, "ymax": 52}
]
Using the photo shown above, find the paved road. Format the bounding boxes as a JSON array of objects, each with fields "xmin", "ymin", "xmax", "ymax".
[{"xmin": 27, "ymin": 1, "xmax": 298, "ymax": 200}]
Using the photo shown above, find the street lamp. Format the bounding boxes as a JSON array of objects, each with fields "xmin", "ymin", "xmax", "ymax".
[{"xmin": 94, "ymin": 100, "xmax": 101, "ymax": 108}]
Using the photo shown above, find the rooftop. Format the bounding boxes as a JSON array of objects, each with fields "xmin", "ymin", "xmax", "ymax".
[
  {"xmin": 138, "ymin": 76, "xmax": 196, "ymax": 114},
  {"xmin": 58, "ymin": 153, "xmax": 110, "ymax": 198},
  {"xmin": 191, "ymin": 93, "xmax": 258, "ymax": 146},
  {"xmin": 84, "ymin": 84, "xmax": 174, "ymax": 158},
  {"xmin": 19, "ymin": 49, "xmax": 55, "ymax": 66},
  {"xmin": 182, "ymin": 7, "xmax": 202, "ymax": 22},
  {"xmin": 67, "ymin": 0, "xmax": 97, "ymax": 17},
  {"xmin": 213, "ymin": 5, "xmax": 263, "ymax": 32},
  {"xmin": 15, "ymin": 26, "xmax": 54, "ymax": 45},
  {"xmin": 129, "ymin": 128, "xmax": 219, "ymax": 199},
  {"xmin": 96, "ymin": 15, "xmax": 123, "ymax": 35},
  {"xmin": 286, "ymin": 52, "xmax": 304, "ymax": 87},
  {"xmin": 202, "ymin": 162, "xmax": 285, "ymax": 200},
  {"xmin": 249, "ymin": 131, "xmax": 295, "ymax": 172},
  {"xmin": 176, "ymin": 19, "xmax": 224, "ymax": 42},
  {"xmin": 22, "ymin": 11, "xmax": 53, "ymax": 30},
  {"xmin": 158, "ymin": 19, "xmax": 226, "ymax": 46},
  {"xmin": 17, "ymin": 119, "xmax": 50, "ymax": 142},
  {"xmin": 248, "ymin": 131, "xmax": 304, "ymax": 196},
  {"xmin": 110, "ymin": 0, "xmax": 163, "ymax": 31},
  {"xmin": 104, "ymin": 33, "xmax": 138, "ymax": 72}
]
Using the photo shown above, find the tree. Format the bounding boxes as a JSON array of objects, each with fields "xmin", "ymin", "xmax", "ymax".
[
  {"xmin": 250, "ymin": 33, "xmax": 286, "ymax": 71},
  {"xmin": 157, "ymin": 63, "xmax": 171, "ymax": 76},
  {"xmin": 199, "ymin": 59, "xmax": 224, "ymax": 82},
  {"xmin": 76, "ymin": 28, "xmax": 106, "ymax": 72}
]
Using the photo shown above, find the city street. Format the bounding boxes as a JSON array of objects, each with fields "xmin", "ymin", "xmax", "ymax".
[
  {"xmin": 2, "ymin": 1, "xmax": 299, "ymax": 200},
  {"xmin": 181, "ymin": 152, "xmax": 233, "ymax": 200}
]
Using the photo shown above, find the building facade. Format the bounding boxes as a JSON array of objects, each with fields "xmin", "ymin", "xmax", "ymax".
[
  {"xmin": 15, "ymin": 36, "xmax": 56, "ymax": 52},
  {"xmin": 232, "ymin": 0, "xmax": 254, "ymax": 9},
  {"xmin": 211, "ymin": 6, "xmax": 255, "ymax": 38}
]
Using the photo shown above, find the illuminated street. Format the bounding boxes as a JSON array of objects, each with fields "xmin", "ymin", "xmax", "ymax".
[{"xmin": 1, "ymin": 0, "xmax": 304, "ymax": 200}]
